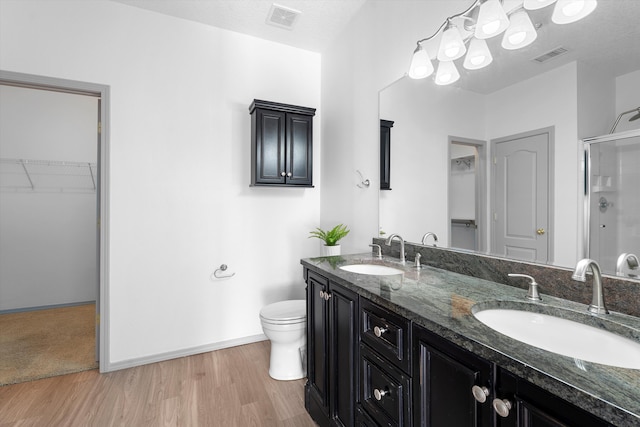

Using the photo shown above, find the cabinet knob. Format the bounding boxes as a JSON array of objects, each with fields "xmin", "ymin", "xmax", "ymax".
[
  {"xmin": 287, "ymin": 172, "xmax": 292, "ymax": 177},
  {"xmin": 471, "ymin": 385, "xmax": 490, "ymax": 403},
  {"xmin": 537, "ymin": 228, "xmax": 545, "ymax": 235},
  {"xmin": 493, "ymin": 398, "xmax": 512, "ymax": 418},
  {"xmin": 373, "ymin": 326, "xmax": 387, "ymax": 337},
  {"xmin": 373, "ymin": 388, "xmax": 389, "ymax": 401},
  {"xmin": 280, "ymin": 171, "xmax": 286, "ymax": 177},
  {"xmin": 324, "ymin": 292, "xmax": 332, "ymax": 301}
]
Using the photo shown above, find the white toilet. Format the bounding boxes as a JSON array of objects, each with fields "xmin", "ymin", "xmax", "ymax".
[{"xmin": 259, "ymin": 299, "xmax": 307, "ymax": 380}]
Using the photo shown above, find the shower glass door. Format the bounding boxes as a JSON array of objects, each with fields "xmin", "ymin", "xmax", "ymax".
[{"xmin": 584, "ymin": 129, "xmax": 640, "ymax": 276}]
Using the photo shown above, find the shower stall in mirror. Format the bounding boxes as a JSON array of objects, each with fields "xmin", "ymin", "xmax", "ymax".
[{"xmin": 583, "ymin": 129, "xmax": 640, "ymax": 277}]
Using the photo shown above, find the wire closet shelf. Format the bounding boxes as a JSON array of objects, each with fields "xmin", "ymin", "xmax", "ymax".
[{"xmin": 0, "ymin": 158, "xmax": 97, "ymax": 193}]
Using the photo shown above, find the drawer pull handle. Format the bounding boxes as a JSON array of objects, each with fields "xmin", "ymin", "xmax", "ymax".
[
  {"xmin": 373, "ymin": 388, "xmax": 389, "ymax": 401},
  {"xmin": 493, "ymin": 398, "xmax": 512, "ymax": 417},
  {"xmin": 471, "ymin": 385, "xmax": 489, "ymax": 403},
  {"xmin": 373, "ymin": 326, "xmax": 387, "ymax": 337}
]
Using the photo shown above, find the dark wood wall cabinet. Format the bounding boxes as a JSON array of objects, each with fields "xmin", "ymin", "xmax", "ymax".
[
  {"xmin": 249, "ymin": 99, "xmax": 315, "ymax": 187},
  {"xmin": 380, "ymin": 119, "xmax": 394, "ymax": 190},
  {"xmin": 303, "ymin": 267, "xmax": 612, "ymax": 427}
]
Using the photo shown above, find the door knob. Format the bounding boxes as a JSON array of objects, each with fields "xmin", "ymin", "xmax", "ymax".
[{"xmin": 536, "ymin": 228, "xmax": 545, "ymax": 235}]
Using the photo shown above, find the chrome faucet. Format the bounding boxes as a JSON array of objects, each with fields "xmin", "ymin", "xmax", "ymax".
[
  {"xmin": 385, "ymin": 234, "xmax": 406, "ymax": 264},
  {"xmin": 571, "ymin": 259, "xmax": 609, "ymax": 315},
  {"xmin": 421, "ymin": 232, "xmax": 438, "ymax": 247},
  {"xmin": 616, "ymin": 253, "xmax": 639, "ymax": 278},
  {"xmin": 369, "ymin": 244, "xmax": 382, "ymax": 259}
]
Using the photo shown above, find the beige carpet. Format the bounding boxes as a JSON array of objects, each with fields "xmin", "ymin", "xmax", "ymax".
[{"xmin": 0, "ymin": 303, "xmax": 98, "ymax": 386}]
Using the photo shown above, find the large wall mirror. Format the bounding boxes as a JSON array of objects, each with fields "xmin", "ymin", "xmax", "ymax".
[{"xmin": 379, "ymin": 1, "xmax": 640, "ymax": 274}]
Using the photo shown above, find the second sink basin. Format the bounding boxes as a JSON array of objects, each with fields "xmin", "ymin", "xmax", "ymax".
[
  {"xmin": 473, "ymin": 307, "xmax": 640, "ymax": 369},
  {"xmin": 339, "ymin": 264, "xmax": 403, "ymax": 276}
]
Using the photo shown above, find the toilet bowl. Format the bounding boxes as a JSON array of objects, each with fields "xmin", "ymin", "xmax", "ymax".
[{"xmin": 260, "ymin": 299, "xmax": 307, "ymax": 380}]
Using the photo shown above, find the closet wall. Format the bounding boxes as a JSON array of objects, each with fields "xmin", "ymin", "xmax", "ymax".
[{"xmin": 0, "ymin": 85, "xmax": 98, "ymax": 311}]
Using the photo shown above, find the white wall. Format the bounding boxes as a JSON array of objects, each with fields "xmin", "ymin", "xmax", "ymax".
[
  {"xmin": 615, "ymin": 69, "xmax": 640, "ymax": 134},
  {"xmin": 320, "ymin": 0, "xmax": 467, "ymax": 253},
  {"xmin": 0, "ymin": 85, "xmax": 98, "ymax": 311},
  {"xmin": 379, "ymin": 77, "xmax": 485, "ymax": 245},
  {"xmin": 0, "ymin": 0, "xmax": 321, "ymax": 368},
  {"xmin": 485, "ymin": 63, "xmax": 579, "ymax": 267}
]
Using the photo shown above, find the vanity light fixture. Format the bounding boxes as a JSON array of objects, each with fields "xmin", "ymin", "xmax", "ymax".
[
  {"xmin": 552, "ymin": 0, "xmax": 598, "ymax": 24},
  {"xmin": 463, "ymin": 38, "xmax": 493, "ymax": 70},
  {"xmin": 408, "ymin": 43, "xmax": 434, "ymax": 79},
  {"xmin": 502, "ymin": 7, "xmax": 538, "ymax": 50},
  {"xmin": 523, "ymin": 0, "xmax": 557, "ymax": 10},
  {"xmin": 408, "ymin": 0, "xmax": 597, "ymax": 84},
  {"xmin": 435, "ymin": 60, "xmax": 461, "ymax": 85},
  {"xmin": 475, "ymin": 0, "xmax": 511, "ymax": 39},
  {"xmin": 437, "ymin": 20, "xmax": 467, "ymax": 61}
]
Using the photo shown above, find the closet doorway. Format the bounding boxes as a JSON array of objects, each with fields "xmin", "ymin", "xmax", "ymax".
[
  {"xmin": 0, "ymin": 71, "xmax": 109, "ymax": 383},
  {"xmin": 448, "ymin": 137, "xmax": 487, "ymax": 253}
]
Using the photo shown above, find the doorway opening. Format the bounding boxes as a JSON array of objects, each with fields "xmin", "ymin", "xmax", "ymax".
[
  {"xmin": 448, "ymin": 137, "xmax": 487, "ymax": 252},
  {"xmin": 0, "ymin": 70, "xmax": 109, "ymax": 382}
]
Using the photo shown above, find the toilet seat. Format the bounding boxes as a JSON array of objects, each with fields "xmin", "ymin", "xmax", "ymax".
[{"xmin": 260, "ymin": 300, "xmax": 306, "ymax": 325}]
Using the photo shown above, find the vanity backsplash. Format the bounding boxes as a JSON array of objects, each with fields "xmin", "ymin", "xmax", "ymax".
[{"xmin": 373, "ymin": 238, "xmax": 640, "ymax": 318}]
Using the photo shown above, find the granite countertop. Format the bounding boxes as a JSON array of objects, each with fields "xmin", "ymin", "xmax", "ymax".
[{"xmin": 301, "ymin": 253, "xmax": 640, "ymax": 427}]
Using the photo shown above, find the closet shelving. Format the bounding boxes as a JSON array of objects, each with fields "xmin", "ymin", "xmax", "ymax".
[{"xmin": 0, "ymin": 158, "xmax": 97, "ymax": 193}]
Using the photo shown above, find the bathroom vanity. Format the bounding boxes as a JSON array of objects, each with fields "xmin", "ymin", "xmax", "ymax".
[{"xmin": 301, "ymin": 253, "xmax": 640, "ymax": 427}]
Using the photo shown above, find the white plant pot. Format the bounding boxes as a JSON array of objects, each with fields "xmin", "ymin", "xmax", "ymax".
[{"xmin": 322, "ymin": 244, "xmax": 341, "ymax": 256}]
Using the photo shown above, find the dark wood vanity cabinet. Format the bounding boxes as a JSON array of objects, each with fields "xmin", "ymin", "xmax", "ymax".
[
  {"xmin": 413, "ymin": 325, "xmax": 494, "ymax": 427},
  {"xmin": 380, "ymin": 120, "xmax": 394, "ymax": 190},
  {"xmin": 305, "ymin": 270, "xmax": 359, "ymax": 427},
  {"xmin": 359, "ymin": 299, "xmax": 412, "ymax": 426},
  {"xmin": 494, "ymin": 369, "xmax": 613, "ymax": 427},
  {"xmin": 249, "ymin": 99, "xmax": 315, "ymax": 187},
  {"xmin": 303, "ymin": 267, "xmax": 613, "ymax": 427}
]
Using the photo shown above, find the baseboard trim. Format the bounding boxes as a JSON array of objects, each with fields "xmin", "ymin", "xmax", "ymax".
[
  {"xmin": 102, "ymin": 333, "xmax": 268, "ymax": 373},
  {"xmin": 0, "ymin": 300, "xmax": 96, "ymax": 315}
]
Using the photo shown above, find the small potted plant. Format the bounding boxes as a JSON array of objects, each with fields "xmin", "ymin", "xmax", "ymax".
[{"xmin": 309, "ymin": 224, "xmax": 350, "ymax": 256}]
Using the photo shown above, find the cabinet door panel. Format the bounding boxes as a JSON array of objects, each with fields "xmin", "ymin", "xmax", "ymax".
[
  {"xmin": 307, "ymin": 273, "xmax": 329, "ymax": 408},
  {"xmin": 414, "ymin": 326, "xmax": 493, "ymax": 427},
  {"xmin": 330, "ymin": 284, "xmax": 358, "ymax": 427},
  {"xmin": 286, "ymin": 113, "xmax": 312, "ymax": 186},
  {"xmin": 255, "ymin": 109, "xmax": 286, "ymax": 184}
]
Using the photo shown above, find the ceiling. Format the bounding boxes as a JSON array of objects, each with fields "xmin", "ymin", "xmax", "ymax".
[
  {"xmin": 110, "ymin": 0, "xmax": 640, "ymax": 93},
  {"xmin": 110, "ymin": 0, "xmax": 367, "ymax": 52}
]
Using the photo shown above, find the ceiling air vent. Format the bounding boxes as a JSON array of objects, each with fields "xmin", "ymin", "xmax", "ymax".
[
  {"xmin": 532, "ymin": 47, "xmax": 569, "ymax": 63},
  {"xmin": 266, "ymin": 3, "xmax": 301, "ymax": 30}
]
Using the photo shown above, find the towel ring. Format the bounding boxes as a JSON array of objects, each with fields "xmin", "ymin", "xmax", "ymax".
[{"xmin": 212, "ymin": 264, "xmax": 235, "ymax": 279}]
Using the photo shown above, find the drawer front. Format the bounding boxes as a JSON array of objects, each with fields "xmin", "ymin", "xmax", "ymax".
[
  {"xmin": 360, "ymin": 298, "xmax": 411, "ymax": 373},
  {"xmin": 360, "ymin": 344, "xmax": 411, "ymax": 427}
]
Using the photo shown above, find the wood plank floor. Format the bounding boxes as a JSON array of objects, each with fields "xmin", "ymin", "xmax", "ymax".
[{"xmin": 0, "ymin": 340, "xmax": 317, "ymax": 427}]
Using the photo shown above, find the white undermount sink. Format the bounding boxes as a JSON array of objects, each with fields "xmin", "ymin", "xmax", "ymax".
[
  {"xmin": 339, "ymin": 264, "xmax": 403, "ymax": 276},
  {"xmin": 473, "ymin": 308, "xmax": 640, "ymax": 369}
]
